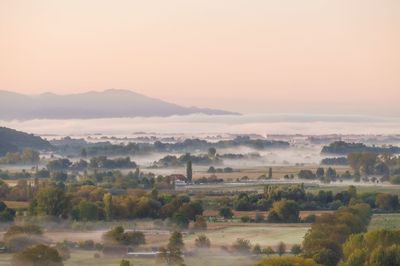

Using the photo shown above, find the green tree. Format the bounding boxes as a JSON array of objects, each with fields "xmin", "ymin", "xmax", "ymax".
[
  {"xmin": 178, "ymin": 201, "xmax": 203, "ymax": 221},
  {"xmin": 12, "ymin": 244, "xmax": 63, "ymax": 266},
  {"xmin": 348, "ymin": 185, "xmax": 357, "ymax": 199},
  {"xmin": 326, "ymin": 167, "xmax": 337, "ymax": 179},
  {"xmin": 55, "ymin": 243, "xmax": 70, "ymax": 261},
  {"xmin": 80, "ymin": 148, "xmax": 87, "ymax": 158},
  {"xmin": 158, "ymin": 246, "xmax": 184, "ymax": 266},
  {"xmin": 0, "ymin": 201, "xmax": 16, "ymax": 222},
  {"xmin": 0, "ymin": 180, "xmax": 10, "ymax": 198},
  {"xmin": 34, "ymin": 187, "xmax": 70, "ymax": 217},
  {"xmin": 103, "ymin": 226, "xmax": 124, "ymax": 243},
  {"xmin": 253, "ymin": 244, "xmax": 262, "ymax": 255},
  {"xmin": 219, "ymin": 207, "xmax": 233, "ymax": 219},
  {"xmin": 316, "ymin": 167, "xmax": 325, "ymax": 178},
  {"xmin": 172, "ymin": 213, "xmax": 190, "ymax": 229},
  {"xmin": 348, "ymin": 152, "xmax": 378, "ymax": 176},
  {"xmin": 341, "ymin": 229, "xmax": 400, "ymax": 266},
  {"xmin": 193, "ymin": 215, "xmax": 207, "ymax": 230},
  {"xmin": 78, "ymin": 200, "xmax": 99, "ymax": 221},
  {"xmin": 277, "ymin": 242, "xmax": 286, "ymax": 256},
  {"xmin": 368, "ymin": 245, "xmax": 400, "ymax": 266},
  {"xmin": 291, "ymin": 244, "xmax": 302, "ymax": 255},
  {"xmin": 313, "ymin": 248, "xmax": 338, "ymax": 266},
  {"xmin": 103, "ymin": 193, "xmax": 113, "ymax": 221},
  {"xmin": 375, "ymin": 193, "xmax": 399, "ymax": 211},
  {"xmin": 268, "ymin": 167, "xmax": 273, "ymax": 179},
  {"xmin": 21, "ymin": 148, "xmax": 40, "ymax": 164},
  {"xmin": 263, "ymin": 247, "xmax": 275, "ymax": 255},
  {"xmin": 267, "ymin": 200, "xmax": 300, "ymax": 223},
  {"xmin": 208, "ymin": 147, "xmax": 217, "ymax": 157},
  {"xmin": 207, "ymin": 166, "xmax": 216, "ymax": 173},
  {"xmin": 121, "ymin": 231, "xmax": 145, "ymax": 246},
  {"xmin": 120, "ymin": 259, "xmax": 132, "ymax": 266},
  {"xmin": 232, "ymin": 238, "xmax": 252, "ymax": 254},
  {"xmin": 46, "ymin": 159, "xmax": 72, "ymax": 172},
  {"xmin": 195, "ymin": 234, "xmax": 210, "ymax": 248},
  {"xmin": 168, "ymin": 231, "xmax": 184, "ymax": 250},
  {"xmin": 103, "ymin": 226, "xmax": 145, "ymax": 246},
  {"xmin": 298, "ymin": 170, "xmax": 316, "ymax": 180},
  {"xmin": 158, "ymin": 231, "xmax": 185, "ymax": 266},
  {"xmin": 51, "ymin": 172, "xmax": 68, "ymax": 182},
  {"xmin": 303, "ymin": 203, "xmax": 372, "ymax": 266}
]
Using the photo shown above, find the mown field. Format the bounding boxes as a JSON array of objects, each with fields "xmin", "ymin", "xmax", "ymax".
[
  {"xmin": 0, "ymin": 222, "xmax": 308, "ymax": 266},
  {"xmin": 0, "ymin": 222, "xmax": 309, "ymax": 249},
  {"xmin": 65, "ymin": 250, "xmax": 256, "ymax": 266},
  {"xmin": 184, "ymin": 223, "xmax": 309, "ymax": 249},
  {"xmin": 0, "ymin": 250, "xmax": 257, "ymax": 266},
  {"xmin": 369, "ymin": 213, "xmax": 400, "ymax": 231}
]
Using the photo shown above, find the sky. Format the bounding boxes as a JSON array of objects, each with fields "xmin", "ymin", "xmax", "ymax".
[{"xmin": 0, "ymin": 0, "xmax": 399, "ymax": 115}]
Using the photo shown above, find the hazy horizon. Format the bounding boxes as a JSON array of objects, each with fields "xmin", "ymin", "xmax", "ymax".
[
  {"xmin": 1, "ymin": 0, "xmax": 399, "ymax": 116},
  {"xmin": 3, "ymin": 114, "xmax": 400, "ymax": 136}
]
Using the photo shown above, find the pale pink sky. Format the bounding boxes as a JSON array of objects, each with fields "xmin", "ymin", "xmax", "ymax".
[{"xmin": 0, "ymin": 0, "xmax": 399, "ymax": 115}]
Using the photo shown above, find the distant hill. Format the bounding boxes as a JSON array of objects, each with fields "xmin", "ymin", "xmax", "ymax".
[
  {"xmin": 0, "ymin": 89, "xmax": 238, "ymax": 119},
  {"xmin": 0, "ymin": 127, "xmax": 52, "ymax": 156}
]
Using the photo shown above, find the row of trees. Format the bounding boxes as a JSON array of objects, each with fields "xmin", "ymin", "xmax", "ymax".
[
  {"xmin": 298, "ymin": 167, "xmax": 341, "ymax": 182},
  {"xmin": 348, "ymin": 152, "xmax": 400, "ymax": 178},
  {"xmin": 3, "ymin": 179, "xmax": 400, "ymax": 225},
  {"xmin": 0, "ymin": 168, "xmax": 180, "ymax": 202},
  {"xmin": 321, "ymin": 141, "xmax": 400, "ymax": 155},
  {"xmin": 47, "ymin": 156, "xmax": 137, "ymax": 172},
  {"xmin": 26, "ymin": 183, "xmax": 203, "ymax": 227},
  {"xmin": 0, "ymin": 148, "xmax": 40, "ymax": 165},
  {"xmin": 56, "ymin": 136, "xmax": 289, "ymax": 157},
  {"xmin": 226, "ymin": 184, "xmax": 400, "ymax": 213}
]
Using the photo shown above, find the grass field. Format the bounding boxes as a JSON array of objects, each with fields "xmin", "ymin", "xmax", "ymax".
[
  {"xmin": 0, "ymin": 221, "xmax": 309, "ymax": 266},
  {"xmin": 35, "ymin": 222, "xmax": 309, "ymax": 249},
  {"xmin": 0, "ymin": 250, "xmax": 257, "ymax": 266},
  {"xmin": 64, "ymin": 250, "xmax": 256, "ymax": 266},
  {"xmin": 369, "ymin": 213, "xmax": 400, "ymax": 231},
  {"xmin": 43, "ymin": 229, "xmax": 171, "ymax": 247},
  {"xmin": 184, "ymin": 223, "xmax": 309, "ymax": 249}
]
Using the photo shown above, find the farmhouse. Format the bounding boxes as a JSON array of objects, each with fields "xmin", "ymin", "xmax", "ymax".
[{"xmin": 166, "ymin": 174, "xmax": 189, "ymax": 186}]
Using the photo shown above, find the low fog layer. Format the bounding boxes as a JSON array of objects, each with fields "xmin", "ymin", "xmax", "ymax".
[{"xmin": 2, "ymin": 114, "xmax": 400, "ymax": 136}]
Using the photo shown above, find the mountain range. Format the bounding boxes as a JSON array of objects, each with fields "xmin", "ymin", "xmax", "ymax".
[{"xmin": 0, "ymin": 89, "xmax": 238, "ymax": 120}]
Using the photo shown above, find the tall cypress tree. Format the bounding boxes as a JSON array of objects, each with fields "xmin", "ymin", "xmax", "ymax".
[
  {"xmin": 103, "ymin": 193, "xmax": 113, "ymax": 221},
  {"xmin": 268, "ymin": 167, "xmax": 273, "ymax": 179},
  {"xmin": 186, "ymin": 160, "xmax": 193, "ymax": 183}
]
